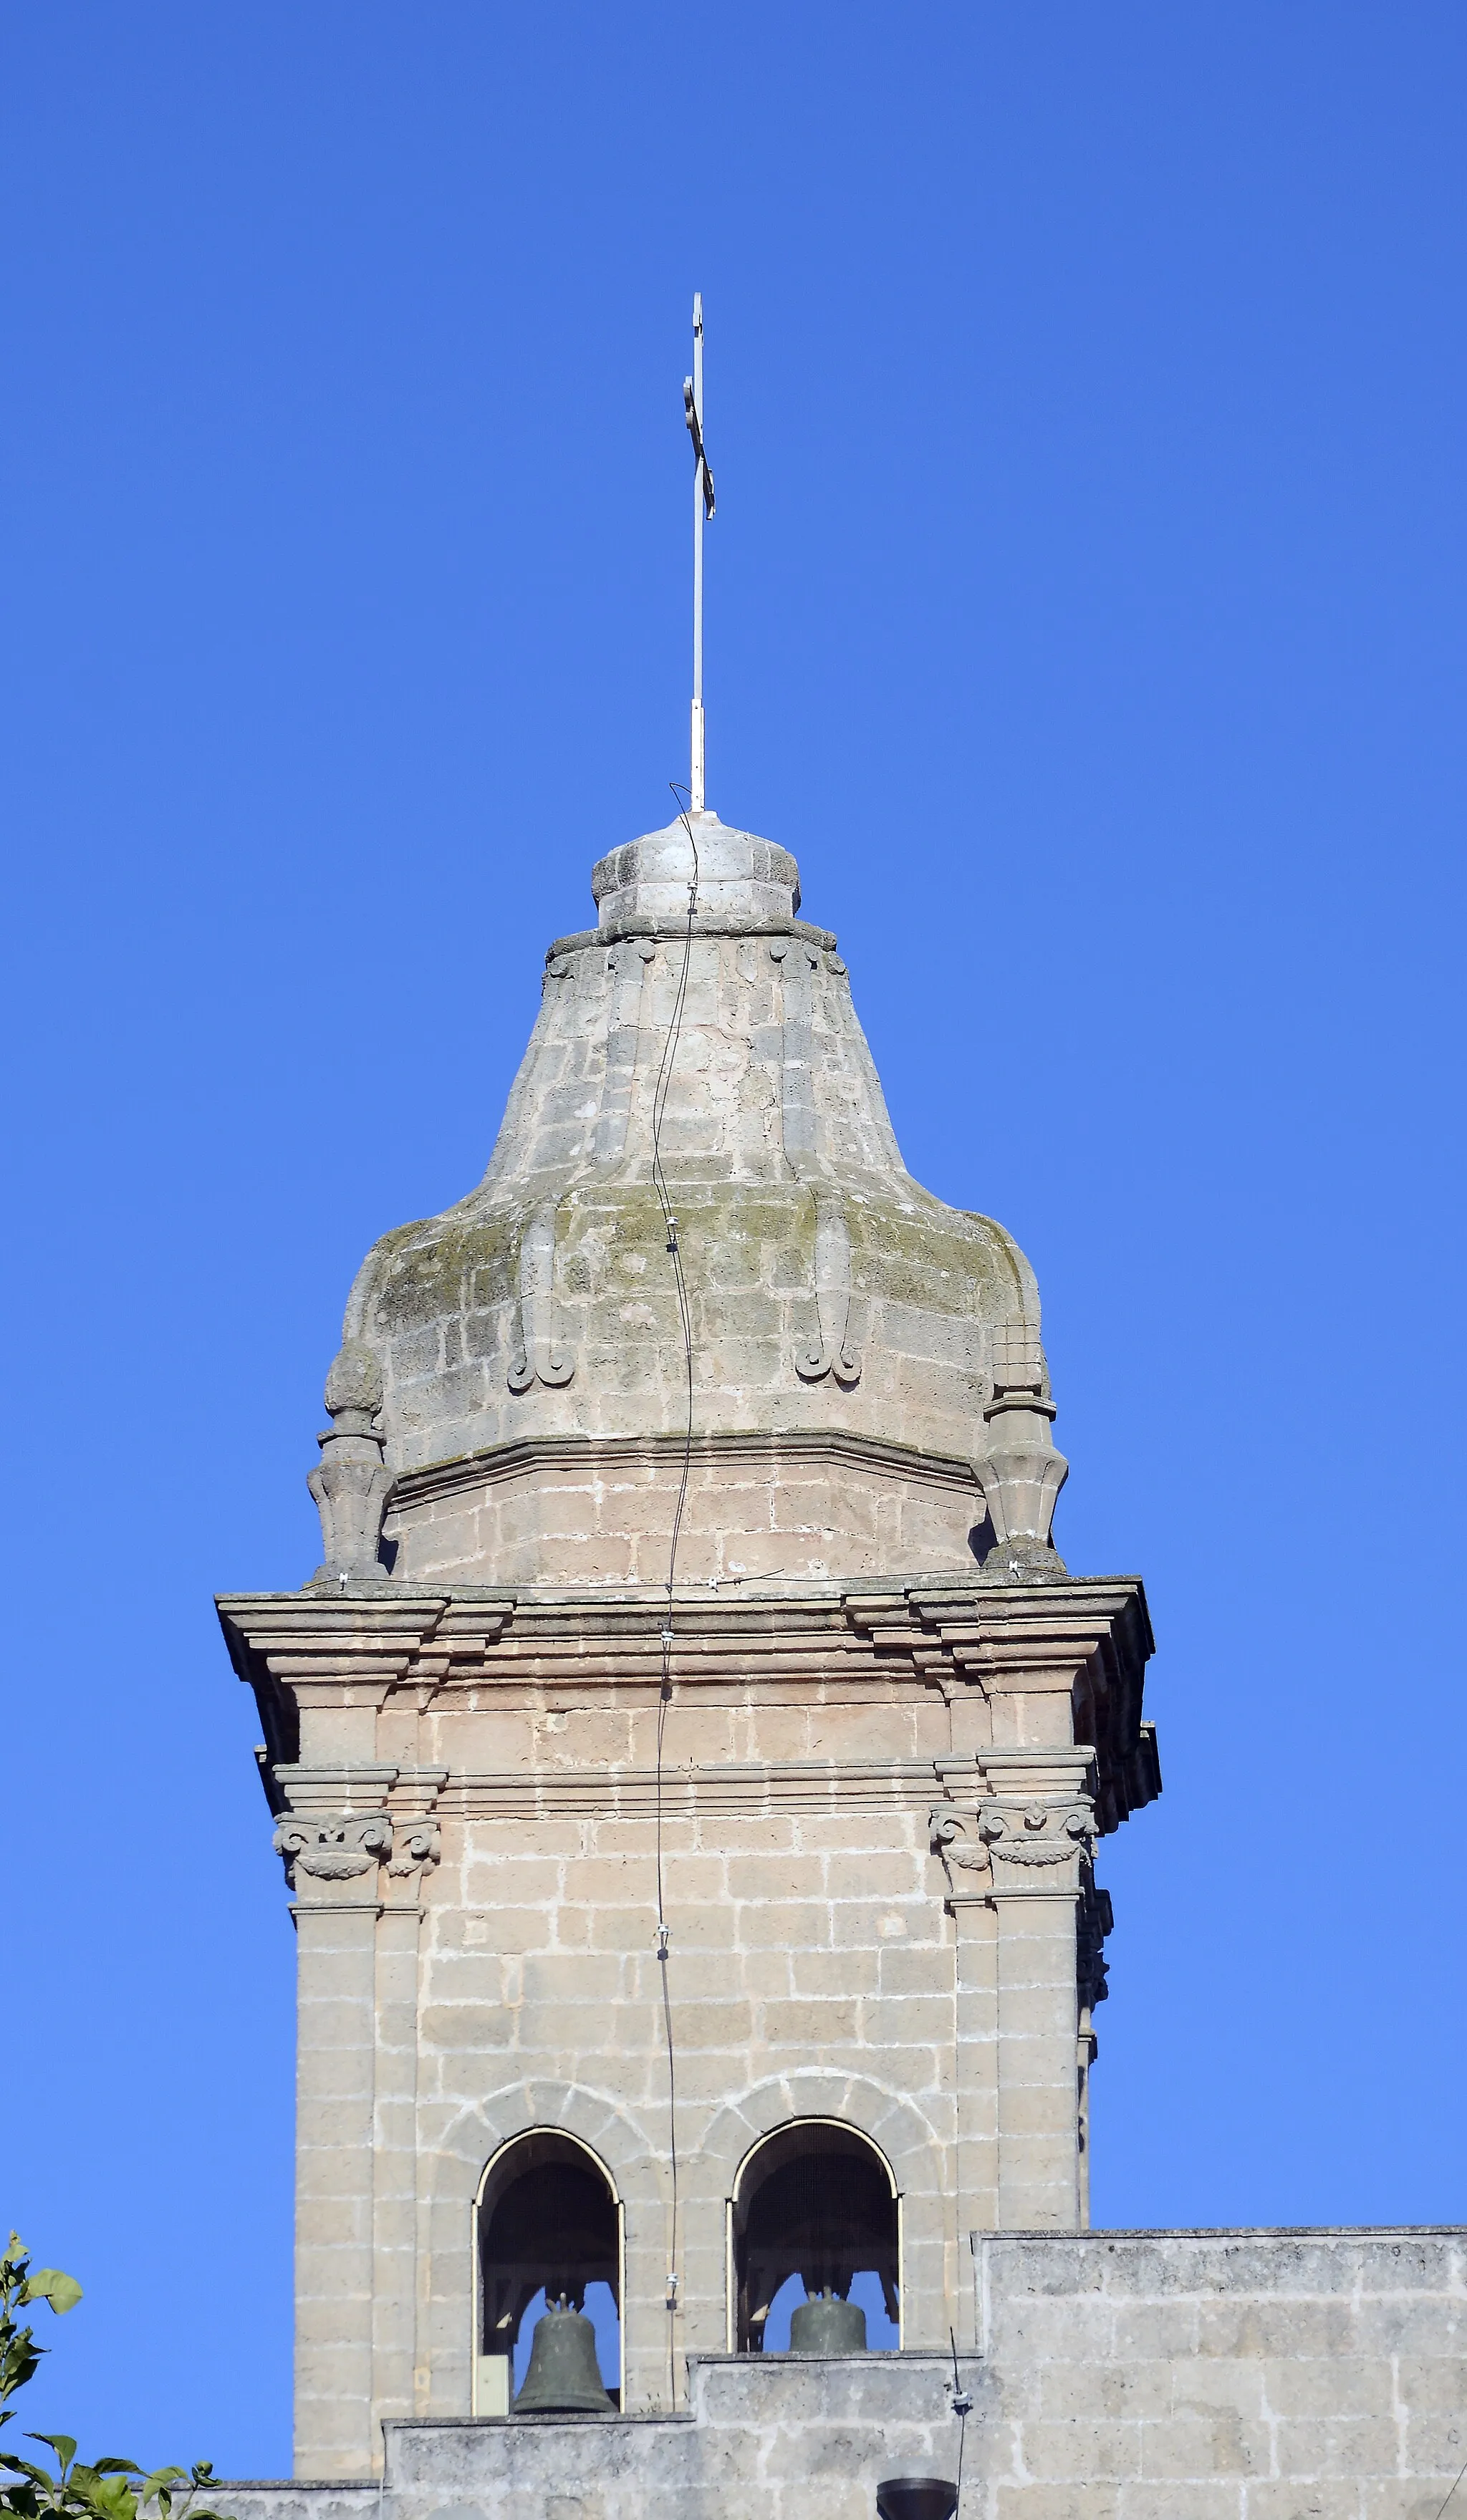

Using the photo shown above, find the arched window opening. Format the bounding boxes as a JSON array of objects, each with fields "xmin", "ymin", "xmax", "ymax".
[
  {"xmin": 476, "ymin": 2131, "xmax": 621, "ymax": 2413},
  {"xmin": 732, "ymin": 2121, "xmax": 900, "ymax": 2354}
]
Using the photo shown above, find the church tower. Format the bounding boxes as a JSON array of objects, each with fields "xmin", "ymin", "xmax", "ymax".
[{"xmin": 218, "ymin": 802, "xmax": 1159, "ymax": 2480}]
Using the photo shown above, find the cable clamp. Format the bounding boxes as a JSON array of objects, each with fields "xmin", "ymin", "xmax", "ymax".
[{"xmin": 656, "ymin": 1922, "xmax": 670, "ymax": 1959}]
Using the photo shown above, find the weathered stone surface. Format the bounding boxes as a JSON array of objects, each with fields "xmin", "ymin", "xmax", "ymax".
[
  {"xmin": 216, "ymin": 2233, "xmax": 1467, "ymax": 2515},
  {"xmin": 317, "ymin": 813, "xmax": 1064, "ymax": 1588},
  {"xmin": 218, "ymin": 808, "xmax": 1157, "ymax": 2482}
]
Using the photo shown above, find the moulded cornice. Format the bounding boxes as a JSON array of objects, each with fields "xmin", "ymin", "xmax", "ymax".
[{"xmin": 217, "ymin": 1570, "xmax": 1157, "ymax": 1837}]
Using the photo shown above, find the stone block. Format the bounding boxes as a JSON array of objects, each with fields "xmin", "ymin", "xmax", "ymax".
[
  {"xmin": 668, "ymin": 2000, "xmax": 755, "ymax": 2050},
  {"xmin": 419, "ymin": 2004, "xmax": 516, "ymax": 2052},
  {"xmin": 1244, "ymin": 2491, "xmax": 1370, "ymax": 2520},
  {"xmin": 1112, "ymin": 2491, "xmax": 1241, "ymax": 2520},
  {"xmin": 1015, "ymin": 2418, "xmax": 1140, "ymax": 2481},
  {"xmin": 1034, "ymin": 2357, "xmax": 1173, "ymax": 2422},
  {"xmin": 991, "ymin": 2494, "xmax": 1122, "ymax": 2520},
  {"xmin": 1136, "ymin": 2409, "xmax": 1268, "ymax": 2477},
  {"xmin": 1261, "ymin": 2354, "xmax": 1393, "ymax": 2418},
  {"xmin": 736, "ymin": 1899, "xmax": 828, "ymax": 1949}
]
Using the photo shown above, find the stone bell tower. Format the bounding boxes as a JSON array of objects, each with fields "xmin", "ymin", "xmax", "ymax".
[{"xmin": 218, "ymin": 807, "xmax": 1158, "ymax": 2481}]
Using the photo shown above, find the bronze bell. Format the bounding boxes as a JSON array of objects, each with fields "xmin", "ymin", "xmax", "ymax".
[
  {"xmin": 788, "ymin": 2286, "xmax": 868, "ymax": 2354},
  {"xmin": 513, "ymin": 2297, "xmax": 614, "ymax": 2414},
  {"xmin": 876, "ymin": 2481, "xmax": 958, "ymax": 2520}
]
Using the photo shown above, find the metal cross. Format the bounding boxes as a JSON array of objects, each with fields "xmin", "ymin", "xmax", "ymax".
[{"xmin": 683, "ymin": 292, "xmax": 716, "ymax": 815}]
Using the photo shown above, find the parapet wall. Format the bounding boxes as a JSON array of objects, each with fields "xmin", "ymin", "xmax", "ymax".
[
  {"xmin": 220, "ymin": 2229, "xmax": 1466, "ymax": 2519},
  {"xmin": 975, "ymin": 2228, "xmax": 1467, "ymax": 2510}
]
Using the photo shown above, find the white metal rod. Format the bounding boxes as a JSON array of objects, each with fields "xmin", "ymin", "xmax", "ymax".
[{"xmin": 691, "ymin": 292, "xmax": 706, "ymax": 814}]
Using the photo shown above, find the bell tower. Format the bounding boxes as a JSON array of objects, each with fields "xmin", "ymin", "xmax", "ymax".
[{"xmin": 218, "ymin": 806, "xmax": 1158, "ymax": 2480}]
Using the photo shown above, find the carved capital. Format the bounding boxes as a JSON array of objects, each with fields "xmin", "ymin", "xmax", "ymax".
[
  {"xmin": 274, "ymin": 1811, "xmax": 393, "ymax": 1886},
  {"xmin": 931, "ymin": 1794, "xmax": 1096, "ymax": 1894},
  {"xmin": 928, "ymin": 1808, "xmax": 992, "ymax": 1876},
  {"xmin": 385, "ymin": 1820, "xmax": 441, "ymax": 1879},
  {"xmin": 979, "ymin": 1799, "xmax": 1095, "ymax": 1865}
]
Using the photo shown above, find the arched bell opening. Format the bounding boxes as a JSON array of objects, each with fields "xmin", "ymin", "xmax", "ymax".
[
  {"xmin": 473, "ymin": 2130, "xmax": 622, "ymax": 2414},
  {"xmin": 730, "ymin": 2120, "xmax": 900, "ymax": 2354}
]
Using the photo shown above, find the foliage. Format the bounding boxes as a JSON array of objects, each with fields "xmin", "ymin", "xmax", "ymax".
[{"xmin": 0, "ymin": 2238, "xmax": 229, "ymax": 2520}]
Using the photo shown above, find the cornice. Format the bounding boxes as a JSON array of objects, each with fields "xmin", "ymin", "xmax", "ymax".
[
  {"xmin": 384, "ymin": 1426, "xmax": 983, "ymax": 1517},
  {"xmin": 218, "ymin": 1571, "xmax": 1158, "ymax": 1833}
]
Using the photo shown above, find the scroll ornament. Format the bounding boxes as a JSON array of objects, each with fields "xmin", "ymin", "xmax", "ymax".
[
  {"xmin": 508, "ymin": 1206, "xmax": 575, "ymax": 1392},
  {"xmin": 274, "ymin": 1812, "xmax": 394, "ymax": 1886},
  {"xmin": 977, "ymin": 1802, "xmax": 1095, "ymax": 1865},
  {"xmin": 387, "ymin": 1821, "xmax": 442, "ymax": 1879},
  {"xmin": 795, "ymin": 1198, "xmax": 862, "ymax": 1385},
  {"xmin": 930, "ymin": 1800, "xmax": 1095, "ymax": 1876}
]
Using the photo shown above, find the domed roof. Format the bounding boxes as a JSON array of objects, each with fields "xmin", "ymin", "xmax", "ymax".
[{"xmin": 328, "ymin": 810, "xmax": 1060, "ymax": 1588}]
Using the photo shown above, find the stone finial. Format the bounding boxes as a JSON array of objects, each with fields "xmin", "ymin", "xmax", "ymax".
[
  {"xmin": 973, "ymin": 1325, "xmax": 1069, "ymax": 1580},
  {"xmin": 307, "ymin": 1341, "xmax": 391, "ymax": 1586},
  {"xmin": 590, "ymin": 813, "xmax": 800, "ymax": 932}
]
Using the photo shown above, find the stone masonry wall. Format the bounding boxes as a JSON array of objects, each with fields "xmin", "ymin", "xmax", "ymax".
[
  {"xmin": 220, "ymin": 1575, "xmax": 1155, "ymax": 2475},
  {"xmin": 218, "ymin": 2229, "xmax": 1467, "ymax": 2520}
]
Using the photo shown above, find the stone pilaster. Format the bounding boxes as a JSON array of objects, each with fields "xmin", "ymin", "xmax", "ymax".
[
  {"xmin": 371, "ymin": 1771, "xmax": 443, "ymax": 2448},
  {"xmin": 934, "ymin": 1747, "xmax": 1095, "ymax": 2239},
  {"xmin": 275, "ymin": 1764, "xmax": 397, "ymax": 2478}
]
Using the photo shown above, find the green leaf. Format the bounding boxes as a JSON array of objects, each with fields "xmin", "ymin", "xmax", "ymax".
[
  {"xmin": 27, "ymin": 2439, "xmax": 75, "ymax": 2471},
  {"xmin": 0, "ymin": 2336, "xmax": 42, "ymax": 2405},
  {"xmin": 70, "ymin": 2467, "xmax": 138, "ymax": 2520},
  {"xmin": 88, "ymin": 2467, "xmax": 139, "ymax": 2481},
  {"xmin": 19, "ymin": 2280, "xmax": 80, "ymax": 2321}
]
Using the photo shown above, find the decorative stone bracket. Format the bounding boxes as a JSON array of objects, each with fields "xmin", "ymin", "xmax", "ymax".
[
  {"xmin": 308, "ymin": 1341, "xmax": 393, "ymax": 1585},
  {"xmin": 1078, "ymin": 1876, "xmax": 1115, "ymax": 2015},
  {"xmin": 795, "ymin": 1197, "xmax": 862, "ymax": 1386},
  {"xmin": 508, "ymin": 1205, "xmax": 575, "ymax": 1393}
]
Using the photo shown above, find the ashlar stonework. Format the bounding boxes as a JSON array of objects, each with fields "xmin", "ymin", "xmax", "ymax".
[{"xmin": 218, "ymin": 809, "xmax": 1462, "ymax": 2515}]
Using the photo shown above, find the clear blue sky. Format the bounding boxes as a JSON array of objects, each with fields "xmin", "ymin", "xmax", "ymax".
[{"xmin": 3, "ymin": 1, "xmax": 1463, "ymax": 2479}]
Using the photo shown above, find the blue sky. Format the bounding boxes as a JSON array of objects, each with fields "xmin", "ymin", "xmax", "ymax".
[{"xmin": 2, "ymin": 1, "xmax": 1463, "ymax": 2478}]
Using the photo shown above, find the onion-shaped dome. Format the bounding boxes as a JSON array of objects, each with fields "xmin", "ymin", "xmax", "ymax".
[{"xmin": 323, "ymin": 812, "xmax": 1063, "ymax": 1588}]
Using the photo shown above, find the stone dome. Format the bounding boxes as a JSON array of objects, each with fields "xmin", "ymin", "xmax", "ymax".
[{"xmin": 326, "ymin": 810, "xmax": 1062, "ymax": 1588}]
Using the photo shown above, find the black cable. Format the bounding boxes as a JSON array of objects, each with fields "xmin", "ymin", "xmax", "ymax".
[
  {"xmin": 649, "ymin": 783, "xmax": 700, "ymax": 2409},
  {"xmin": 950, "ymin": 2325, "xmax": 973, "ymax": 2517}
]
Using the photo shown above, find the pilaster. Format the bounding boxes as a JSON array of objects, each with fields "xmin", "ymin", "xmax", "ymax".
[
  {"xmin": 271, "ymin": 1755, "xmax": 443, "ymax": 2478},
  {"xmin": 934, "ymin": 1744, "xmax": 1097, "ymax": 2242}
]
